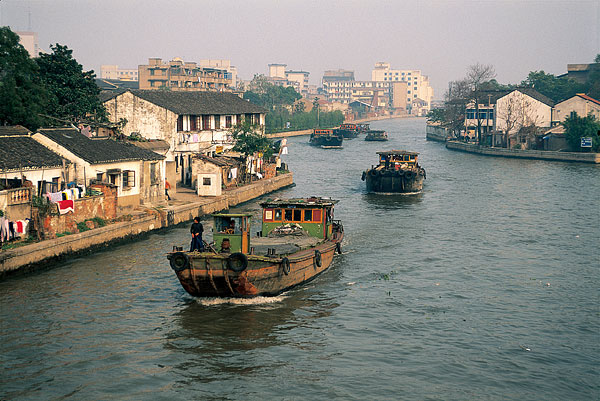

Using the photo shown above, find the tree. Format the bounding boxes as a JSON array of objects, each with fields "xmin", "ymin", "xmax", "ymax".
[
  {"xmin": 443, "ymin": 79, "xmax": 471, "ymax": 137},
  {"xmin": 0, "ymin": 27, "xmax": 49, "ymax": 129},
  {"xmin": 521, "ymin": 71, "xmax": 585, "ymax": 103},
  {"xmin": 36, "ymin": 44, "xmax": 107, "ymax": 122},
  {"xmin": 466, "ymin": 63, "xmax": 496, "ymax": 143},
  {"xmin": 562, "ymin": 112, "xmax": 600, "ymax": 152},
  {"xmin": 586, "ymin": 55, "xmax": 600, "ymax": 100},
  {"xmin": 231, "ymin": 121, "xmax": 274, "ymax": 159},
  {"xmin": 426, "ymin": 108, "xmax": 445, "ymax": 123}
]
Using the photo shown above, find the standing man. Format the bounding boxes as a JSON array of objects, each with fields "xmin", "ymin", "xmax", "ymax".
[
  {"xmin": 165, "ymin": 180, "xmax": 171, "ymax": 201},
  {"xmin": 190, "ymin": 216, "xmax": 204, "ymax": 252}
]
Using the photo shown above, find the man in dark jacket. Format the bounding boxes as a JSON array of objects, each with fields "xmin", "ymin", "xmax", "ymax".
[{"xmin": 190, "ymin": 216, "xmax": 204, "ymax": 252}]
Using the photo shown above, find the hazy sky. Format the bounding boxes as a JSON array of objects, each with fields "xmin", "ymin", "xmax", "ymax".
[{"xmin": 2, "ymin": 0, "xmax": 598, "ymax": 99}]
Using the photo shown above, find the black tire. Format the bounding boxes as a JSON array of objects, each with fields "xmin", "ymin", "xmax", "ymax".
[
  {"xmin": 404, "ymin": 171, "xmax": 414, "ymax": 180},
  {"xmin": 314, "ymin": 250, "xmax": 322, "ymax": 267},
  {"xmin": 336, "ymin": 242, "xmax": 342, "ymax": 254},
  {"xmin": 169, "ymin": 252, "xmax": 189, "ymax": 272},
  {"xmin": 369, "ymin": 169, "xmax": 379, "ymax": 177},
  {"xmin": 281, "ymin": 257, "xmax": 291, "ymax": 275},
  {"xmin": 227, "ymin": 252, "xmax": 248, "ymax": 272},
  {"xmin": 395, "ymin": 170, "xmax": 405, "ymax": 177},
  {"xmin": 361, "ymin": 171, "xmax": 366, "ymax": 181}
]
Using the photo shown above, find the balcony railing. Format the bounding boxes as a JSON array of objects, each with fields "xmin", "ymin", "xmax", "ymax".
[{"xmin": 0, "ymin": 187, "xmax": 32, "ymax": 206}]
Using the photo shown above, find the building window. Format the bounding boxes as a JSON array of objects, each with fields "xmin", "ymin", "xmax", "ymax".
[
  {"xmin": 177, "ymin": 115, "xmax": 183, "ymax": 132},
  {"xmin": 202, "ymin": 115, "xmax": 211, "ymax": 130},
  {"xmin": 203, "ymin": 177, "xmax": 211, "ymax": 186},
  {"xmin": 150, "ymin": 163, "xmax": 158, "ymax": 185},
  {"xmin": 304, "ymin": 209, "xmax": 313, "ymax": 221},
  {"xmin": 122, "ymin": 170, "xmax": 135, "ymax": 188},
  {"xmin": 96, "ymin": 172, "xmax": 104, "ymax": 181},
  {"xmin": 215, "ymin": 115, "xmax": 220, "ymax": 129},
  {"xmin": 225, "ymin": 115, "xmax": 232, "ymax": 128},
  {"xmin": 190, "ymin": 115, "xmax": 197, "ymax": 131}
]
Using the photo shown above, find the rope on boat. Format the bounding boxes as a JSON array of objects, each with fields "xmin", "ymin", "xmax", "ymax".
[
  {"xmin": 205, "ymin": 258, "xmax": 219, "ymax": 296},
  {"xmin": 223, "ymin": 263, "xmax": 235, "ymax": 295}
]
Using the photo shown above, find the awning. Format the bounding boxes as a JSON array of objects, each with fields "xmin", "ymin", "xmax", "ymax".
[{"xmin": 107, "ymin": 168, "xmax": 122, "ymax": 174}]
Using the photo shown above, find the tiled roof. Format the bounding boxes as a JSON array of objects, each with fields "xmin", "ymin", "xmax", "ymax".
[
  {"xmin": 95, "ymin": 79, "xmax": 139, "ymax": 91},
  {"xmin": 515, "ymin": 88, "xmax": 555, "ymax": 107},
  {"xmin": 576, "ymin": 93, "xmax": 600, "ymax": 106},
  {"xmin": 37, "ymin": 128, "xmax": 164, "ymax": 164},
  {"xmin": 102, "ymin": 89, "xmax": 266, "ymax": 115},
  {"xmin": 0, "ymin": 125, "xmax": 31, "ymax": 136},
  {"xmin": 0, "ymin": 136, "xmax": 65, "ymax": 171}
]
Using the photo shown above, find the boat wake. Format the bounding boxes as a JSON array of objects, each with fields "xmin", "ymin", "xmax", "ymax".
[{"xmin": 197, "ymin": 295, "xmax": 286, "ymax": 306}]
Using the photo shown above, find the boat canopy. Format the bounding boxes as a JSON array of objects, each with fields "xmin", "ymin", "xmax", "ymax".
[
  {"xmin": 260, "ymin": 197, "xmax": 339, "ymax": 208},
  {"xmin": 313, "ymin": 129, "xmax": 334, "ymax": 135},
  {"xmin": 376, "ymin": 150, "xmax": 419, "ymax": 157}
]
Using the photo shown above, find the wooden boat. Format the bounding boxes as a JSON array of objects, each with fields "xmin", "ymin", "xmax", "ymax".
[
  {"xmin": 361, "ymin": 150, "xmax": 426, "ymax": 194},
  {"xmin": 167, "ymin": 197, "xmax": 344, "ymax": 297},
  {"xmin": 309, "ymin": 129, "xmax": 343, "ymax": 148},
  {"xmin": 335, "ymin": 123, "xmax": 359, "ymax": 139},
  {"xmin": 357, "ymin": 123, "xmax": 370, "ymax": 134},
  {"xmin": 364, "ymin": 130, "xmax": 388, "ymax": 141}
]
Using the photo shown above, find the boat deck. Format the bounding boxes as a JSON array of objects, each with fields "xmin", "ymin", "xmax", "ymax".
[{"xmin": 250, "ymin": 235, "xmax": 322, "ymax": 256}]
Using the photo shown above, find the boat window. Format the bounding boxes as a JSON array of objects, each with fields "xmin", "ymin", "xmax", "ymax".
[
  {"xmin": 217, "ymin": 217, "xmax": 240, "ymax": 234},
  {"xmin": 304, "ymin": 209, "xmax": 313, "ymax": 222},
  {"xmin": 284, "ymin": 209, "xmax": 293, "ymax": 221},
  {"xmin": 312, "ymin": 209, "xmax": 322, "ymax": 222},
  {"xmin": 293, "ymin": 209, "xmax": 302, "ymax": 221},
  {"xmin": 274, "ymin": 209, "xmax": 282, "ymax": 221}
]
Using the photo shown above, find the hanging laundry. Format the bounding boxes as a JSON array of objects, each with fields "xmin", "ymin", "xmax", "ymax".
[
  {"xmin": 230, "ymin": 167, "xmax": 238, "ymax": 179},
  {"xmin": 192, "ymin": 134, "xmax": 199, "ymax": 143},
  {"xmin": 47, "ymin": 192, "xmax": 63, "ymax": 203},
  {"xmin": 16, "ymin": 220, "xmax": 23, "ymax": 234},
  {"xmin": 57, "ymin": 200, "xmax": 74, "ymax": 215}
]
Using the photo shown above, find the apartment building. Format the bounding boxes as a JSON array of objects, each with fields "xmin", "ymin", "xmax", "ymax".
[
  {"xmin": 371, "ymin": 62, "xmax": 434, "ymax": 112},
  {"xmin": 199, "ymin": 59, "xmax": 238, "ymax": 88},
  {"xmin": 267, "ymin": 64, "xmax": 310, "ymax": 96},
  {"xmin": 101, "ymin": 65, "xmax": 139, "ymax": 81},
  {"xmin": 138, "ymin": 58, "xmax": 233, "ymax": 92}
]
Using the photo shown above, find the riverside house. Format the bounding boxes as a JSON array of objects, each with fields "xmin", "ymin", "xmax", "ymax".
[
  {"xmin": 32, "ymin": 128, "xmax": 166, "ymax": 211},
  {"xmin": 0, "ymin": 127, "xmax": 68, "ymax": 221},
  {"xmin": 100, "ymin": 90, "xmax": 266, "ymax": 187}
]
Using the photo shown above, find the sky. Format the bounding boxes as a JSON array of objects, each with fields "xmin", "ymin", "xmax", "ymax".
[{"xmin": 1, "ymin": 0, "xmax": 598, "ymax": 99}]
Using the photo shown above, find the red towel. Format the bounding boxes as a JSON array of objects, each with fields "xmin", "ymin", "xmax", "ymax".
[
  {"xmin": 57, "ymin": 200, "xmax": 74, "ymax": 215},
  {"xmin": 16, "ymin": 221, "xmax": 23, "ymax": 233}
]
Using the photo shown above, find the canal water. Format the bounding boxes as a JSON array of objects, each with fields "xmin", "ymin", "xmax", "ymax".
[{"xmin": 1, "ymin": 118, "xmax": 598, "ymax": 400}]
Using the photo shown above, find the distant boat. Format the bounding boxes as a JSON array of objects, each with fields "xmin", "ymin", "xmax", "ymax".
[
  {"xmin": 362, "ymin": 150, "xmax": 426, "ymax": 194},
  {"xmin": 335, "ymin": 123, "xmax": 359, "ymax": 139},
  {"xmin": 167, "ymin": 197, "xmax": 344, "ymax": 297},
  {"xmin": 364, "ymin": 130, "xmax": 388, "ymax": 141},
  {"xmin": 357, "ymin": 123, "xmax": 370, "ymax": 134},
  {"xmin": 309, "ymin": 129, "xmax": 343, "ymax": 148}
]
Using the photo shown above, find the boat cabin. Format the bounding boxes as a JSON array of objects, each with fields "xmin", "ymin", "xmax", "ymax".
[
  {"xmin": 339, "ymin": 123, "xmax": 357, "ymax": 131},
  {"xmin": 377, "ymin": 150, "xmax": 419, "ymax": 169},
  {"xmin": 357, "ymin": 123, "xmax": 370, "ymax": 132},
  {"xmin": 212, "ymin": 213, "xmax": 252, "ymax": 253},
  {"xmin": 313, "ymin": 129, "xmax": 334, "ymax": 136},
  {"xmin": 260, "ymin": 197, "xmax": 339, "ymax": 240}
]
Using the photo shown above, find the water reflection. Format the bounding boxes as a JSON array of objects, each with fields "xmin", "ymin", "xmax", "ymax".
[{"xmin": 363, "ymin": 192, "xmax": 424, "ymax": 209}]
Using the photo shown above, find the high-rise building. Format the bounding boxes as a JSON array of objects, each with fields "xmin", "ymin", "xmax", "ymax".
[
  {"xmin": 371, "ymin": 62, "xmax": 434, "ymax": 111},
  {"xmin": 199, "ymin": 60, "xmax": 238, "ymax": 88}
]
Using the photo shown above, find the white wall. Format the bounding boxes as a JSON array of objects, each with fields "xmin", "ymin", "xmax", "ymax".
[{"xmin": 495, "ymin": 91, "xmax": 552, "ymax": 134}]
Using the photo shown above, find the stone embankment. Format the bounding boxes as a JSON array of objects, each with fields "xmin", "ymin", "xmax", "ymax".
[
  {"xmin": 0, "ymin": 173, "xmax": 294, "ymax": 278},
  {"xmin": 446, "ymin": 141, "xmax": 600, "ymax": 163}
]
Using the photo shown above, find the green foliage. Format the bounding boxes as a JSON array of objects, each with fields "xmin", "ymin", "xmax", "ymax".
[
  {"xmin": 243, "ymin": 74, "xmax": 301, "ymax": 110},
  {"xmin": 31, "ymin": 195, "xmax": 58, "ymax": 217},
  {"xmin": 264, "ymin": 107, "xmax": 344, "ymax": 134},
  {"xmin": 521, "ymin": 71, "xmax": 586, "ymax": 103},
  {"xmin": 426, "ymin": 108, "xmax": 445, "ymax": 123},
  {"xmin": 91, "ymin": 217, "xmax": 106, "ymax": 227},
  {"xmin": 232, "ymin": 121, "xmax": 274, "ymax": 158},
  {"xmin": 0, "ymin": 27, "xmax": 49, "ymax": 130},
  {"xmin": 36, "ymin": 43, "xmax": 107, "ymax": 123},
  {"xmin": 562, "ymin": 112, "xmax": 600, "ymax": 152},
  {"xmin": 77, "ymin": 222, "xmax": 91, "ymax": 232}
]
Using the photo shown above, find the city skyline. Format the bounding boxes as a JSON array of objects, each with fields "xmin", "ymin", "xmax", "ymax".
[{"xmin": 1, "ymin": 0, "xmax": 598, "ymax": 99}]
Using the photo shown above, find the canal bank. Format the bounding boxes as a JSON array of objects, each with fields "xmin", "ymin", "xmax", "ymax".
[
  {"xmin": 0, "ymin": 173, "xmax": 293, "ymax": 278},
  {"xmin": 446, "ymin": 141, "xmax": 600, "ymax": 163},
  {"xmin": 266, "ymin": 115, "xmax": 417, "ymax": 138}
]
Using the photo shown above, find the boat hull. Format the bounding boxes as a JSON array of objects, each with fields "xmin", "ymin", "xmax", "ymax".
[
  {"xmin": 309, "ymin": 135, "xmax": 343, "ymax": 148},
  {"xmin": 363, "ymin": 168, "xmax": 425, "ymax": 194},
  {"xmin": 336, "ymin": 128, "xmax": 358, "ymax": 139},
  {"xmin": 168, "ymin": 234, "xmax": 343, "ymax": 297}
]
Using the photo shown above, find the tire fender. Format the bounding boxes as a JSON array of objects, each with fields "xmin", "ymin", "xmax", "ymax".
[
  {"xmin": 314, "ymin": 250, "xmax": 322, "ymax": 268},
  {"xmin": 169, "ymin": 252, "xmax": 189, "ymax": 272},
  {"xmin": 227, "ymin": 252, "xmax": 248, "ymax": 272}
]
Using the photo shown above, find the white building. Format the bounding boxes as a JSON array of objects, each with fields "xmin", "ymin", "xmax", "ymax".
[
  {"xmin": 267, "ymin": 64, "xmax": 310, "ymax": 96},
  {"xmin": 199, "ymin": 59, "xmax": 239, "ymax": 88},
  {"xmin": 15, "ymin": 31, "xmax": 39, "ymax": 58},
  {"xmin": 371, "ymin": 62, "xmax": 434, "ymax": 111},
  {"xmin": 553, "ymin": 93, "xmax": 600, "ymax": 123},
  {"xmin": 101, "ymin": 65, "xmax": 139, "ymax": 81}
]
